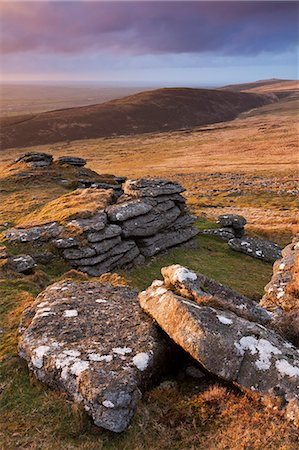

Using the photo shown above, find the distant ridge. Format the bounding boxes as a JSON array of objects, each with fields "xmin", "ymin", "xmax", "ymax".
[
  {"xmin": 221, "ymin": 79, "xmax": 298, "ymax": 96},
  {"xmin": 0, "ymin": 87, "xmax": 273, "ymax": 150}
]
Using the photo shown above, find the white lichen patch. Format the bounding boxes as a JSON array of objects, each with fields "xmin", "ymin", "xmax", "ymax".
[
  {"xmin": 70, "ymin": 360, "xmax": 89, "ymax": 376},
  {"xmin": 112, "ymin": 347, "xmax": 132, "ymax": 355},
  {"xmin": 155, "ymin": 287, "xmax": 168, "ymax": 296},
  {"xmin": 234, "ymin": 336, "xmax": 282, "ymax": 370},
  {"xmin": 39, "ymin": 311, "xmax": 56, "ymax": 317},
  {"xmin": 89, "ymin": 354, "xmax": 113, "ymax": 362},
  {"xmin": 95, "ymin": 299, "xmax": 107, "ymax": 304},
  {"xmin": 132, "ymin": 352, "xmax": 150, "ymax": 371},
  {"xmin": 64, "ymin": 309, "xmax": 78, "ymax": 318},
  {"xmin": 102, "ymin": 400, "xmax": 115, "ymax": 408},
  {"xmin": 32, "ymin": 345, "xmax": 51, "ymax": 368},
  {"xmin": 173, "ymin": 266, "xmax": 197, "ymax": 283},
  {"xmin": 152, "ymin": 280, "xmax": 164, "ymax": 288},
  {"xmin": 63, "ymin": 349, "xmax": 81, "ymax": 357},
  {"xmin": 182, "ymin": 299, "xmax": 203, "ymax": 311},
  {"xmin": 238, "ymin": 304, "xmax": 247, "ymax": 310},
  {"xmin": 275, "ymin": 359, "xmax": 299, "ymax": 378},
  {"xmin": 37, "ymin": 302, "xmax": 49, "ymax": 308},
  {"xmin": 217, "ymin": 315, "xmax": 233, "ymax": 325}
]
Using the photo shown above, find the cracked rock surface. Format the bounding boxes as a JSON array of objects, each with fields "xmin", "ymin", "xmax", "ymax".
[
  {"xmin": 139, "ymin": 265, "xmax": 299, "ymax": 424},
  {"xmin": 19, "ymin": 280, "xmax": 173, "ymax": 432}
]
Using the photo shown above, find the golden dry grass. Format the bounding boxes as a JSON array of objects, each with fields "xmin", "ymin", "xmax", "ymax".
[{"xmin": 17, "ymin": 188, "xmax": 114, "ymax": 228}]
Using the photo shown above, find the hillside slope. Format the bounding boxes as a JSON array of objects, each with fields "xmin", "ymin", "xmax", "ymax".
[
  {"xmin": 0, "ymin": 87, "xmax": 273, "ymax": 150},
  {"xmin": 222, "ymin": 79, "xmax": 299, "ymax": 97}
]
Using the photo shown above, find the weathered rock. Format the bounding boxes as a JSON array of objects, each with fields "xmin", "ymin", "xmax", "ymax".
[
  {"xmin": 5, "ymin": 222, "xmax": 63, "ymax": 243},
  {"xmin": 217, "ymin": 214, "xmax": 247, "ymax": 230},
  {"xmin": 200, "ymin": 227, "xmax": 236, "ymax": 242},
  {"xmin": 228, "ymin": 237, "xmax": 282, "ymax": 263},
  {"xmin": 58, "ymin": 156, "xmax": 87, "ymax": 167},
  {"xmin": 166, "ymin": 214, "xmax": 195, "ymax": 231},
  {"xmin": 161, "ymin": 265, "xmax": 271, "ymax": 325},
  {"xmin": 15, "ymin": 152, "xmax": 53, "ymax": 167},
  {"xmin": 124, "ymin": 178, "xmax": 184, "ymax": 198},
  {"xmin": 66, "ymin": 212, "xmax": 107, "ymax": 234},
  {"xmin": 107, "ymin": 200, "xmax": 153, "ymax": 222},
  {"xmin": 53, "ymin": 237, "xmax": 80, "ymax": 249},
  {"xmin": 86, "ymin": 224, "xmax": 122, "ymax": 243},
  {"xmin": 137, "ymin": 227, "xmax": 199, "ymax": 257},
  {"xmin": 139, "ymin": 280, "xmax": 299, "ymax": 423},
  {"xmin": 9, "ymin": 255, "xmax": 36, "ymax": 273},
  {"xmin": 121, "ymin": 206, "xmax": 181, "ymax": 238},
  {"xmin": 261, "ymin": 235, "xmax": 299, "ymax": 313},
  {"xmin": 63, "ymin": 246, "xmax": 96, "ymax": 260},
  {"xmin": 2, "ymin": 178, "xmax": 197, "ymax": 273},
  {"xmin": 19, "ymin": 280, "xmax": 173, "ymax": 432},
  {"xmin": 91, "ymin": 236, "xmax": 122, "ymax": 255},
  {"xmin": 76, "ymin": 240, "xmax": 139, "ymax": 273}
]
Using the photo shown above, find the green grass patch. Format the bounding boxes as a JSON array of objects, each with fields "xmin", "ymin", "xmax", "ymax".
[{"xmin": 126, "ymin": 233, "xmax": 273, "ymax": 300}]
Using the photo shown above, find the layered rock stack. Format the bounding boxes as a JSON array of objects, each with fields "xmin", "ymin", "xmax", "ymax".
[
  {"xmin": 202, "ymin": 214, "xmax": 246, "ymax": 241},
  {"xmin": 4, "ymin": 179, "xmax": 198, "ymax": 275},
  {"xmin": 15, "ymin": 152, "xmax": 54, "ymax": 168}
]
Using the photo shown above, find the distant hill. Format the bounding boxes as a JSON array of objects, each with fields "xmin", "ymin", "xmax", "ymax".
[
  {"xmin": 0, "ymin": 87, "xmax": 273, "ymax": 150},
  {"xmin": 222, "ymin": 79, "xmax": 299, "ymax": 97}
]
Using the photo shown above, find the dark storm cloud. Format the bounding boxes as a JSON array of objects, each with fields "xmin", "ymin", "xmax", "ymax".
[{"xmin": 2, "ymin": 1, "xmax": 298, "ymax": 56}]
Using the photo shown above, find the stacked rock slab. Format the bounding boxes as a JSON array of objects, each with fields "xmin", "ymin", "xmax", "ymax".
[
  {"xmin": 15, "ymin": 152, "xmax": 53, "ymax": 168},
  {"xmin": 18, "ymin": 280, "xmax": 174, "ymax": 432},
  {"xmin": 139, "ymin": 264, "xmax": 299, "ymax": 424},
  {"xmin": 201, "ymin": 214, "xmax": 246, "ymax": 241},
  {"xmin": 4, "ymin": 179, "xmax": 198, "ymax": 276},
  {"xmin": 108, "ymin": 178, "xmax": 199, "ymax": 257}
]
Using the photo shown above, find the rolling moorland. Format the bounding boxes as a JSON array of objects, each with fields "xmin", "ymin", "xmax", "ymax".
[{"xmin": 0, "ymin": 79, "xmax": 298, "ymax": 449}]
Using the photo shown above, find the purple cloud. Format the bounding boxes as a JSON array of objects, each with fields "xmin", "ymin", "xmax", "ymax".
[{"xmin": 2, "ymin": 1, "xmax": 298, "ymax": 56}]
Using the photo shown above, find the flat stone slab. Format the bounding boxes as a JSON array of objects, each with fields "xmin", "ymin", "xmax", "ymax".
[
  {"xmin": 161, "ymin": 264, "xmax": 271, "ymax": 325},
  {"xmin": 107, "ymin": 200, "xmax": 153, "ymax": 222},
  {"xmin": 139, "ymin": 278, "xmax": 299, "ymax": 423},
  {"xmin": 137, "ymin": 227, "xmax": 198, "ymax": 257},
  {"xmin": 19, "ymin": 280, "xmax": 173, "ymax": 432},
  {"xmin": 228, "ymin": 237, "xmax": 282, "ymax": 263},
  {"xmin": 58, "ymin": 156, "xmax": 87, "ymax": 167},
  {"xmin": 124, "ymin": 178, "xmax": 184, "ymax": 198},
  {"xmin": 121, "ymin": 205, "xmax": 181, "ymax": 238}
]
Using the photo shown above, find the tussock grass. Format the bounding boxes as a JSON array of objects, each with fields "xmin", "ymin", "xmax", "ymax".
[{"xmin": 17, "ymin": 188, "xmax": 114, "ymax": 228}]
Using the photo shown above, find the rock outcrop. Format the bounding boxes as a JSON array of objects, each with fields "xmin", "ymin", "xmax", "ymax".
[
  {"xmin": 4, "ymin": 179, "xmax": 198, "ymax": 275},
  {"xmin": 7, "ymin": 153, "xmax": 125, "ymax": 194},
  {"xmin": 260, "ymin": 235, "xmax": 299, "ymax": 313},
  {"xmin": 0, "ymin": 245, "xmax": 36, "ymax": 276},
  {"xmin": 228, "ymin": 236, "xmax": 282, "ymax": 263},
  {"xmin": 161, "ymin": 264, "xmax": 271, "ymax": 325},
  {"xmin": 15, "ymin": 152, "xmax": 53, "ymax": 168},
  {"xmin": 201, "ymin": 214, "xmax": 246, "ymax": 241},
  {"xmin": 139, "ymin": 265, "xmax": 299, "ymax": 423},
  {"xmin": 58, "ymin": 156, "xmax": 87, "ymax": 167},
  {"xmin": 19, "ymin": 280, "xmax": 174, "ymax": 432}
]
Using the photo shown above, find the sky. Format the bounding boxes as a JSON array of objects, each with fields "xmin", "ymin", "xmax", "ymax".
[{"xmin": 1, "ymin": 1, "xmax": 298, "ymax": 86}]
